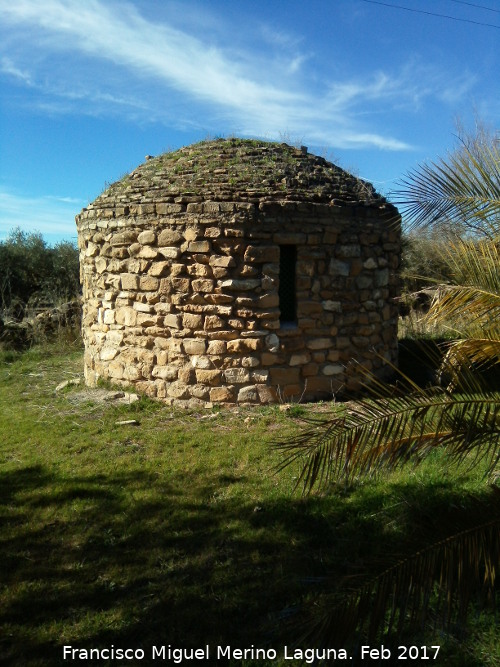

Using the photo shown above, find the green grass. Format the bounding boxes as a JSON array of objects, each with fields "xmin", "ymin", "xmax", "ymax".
[{"xmin": 0, "ymin": 342, "xmax": 497, "ymax": 666}]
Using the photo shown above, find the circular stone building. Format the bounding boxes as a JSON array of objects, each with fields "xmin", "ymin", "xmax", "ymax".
[{"xmin": 76, "ymin": 139, "xmax": 401, "ymax": 406}]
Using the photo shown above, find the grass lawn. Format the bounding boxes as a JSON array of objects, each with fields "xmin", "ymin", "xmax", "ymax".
[{"xmin": 0, "ymin": 342, "xmax": 497, "ymax": 666}]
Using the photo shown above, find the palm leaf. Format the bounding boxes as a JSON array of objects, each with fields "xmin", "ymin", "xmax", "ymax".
[
  {"xmin": 275, "ymin": 390, "xmax": 500, "ymax": 493},
  {"xmin": 294, "ymin": 492, "xmax": 500, "ymax": 648},
  {"xmin": 393, "ymin": 140, "xmax": 500, "ymax": 238}
]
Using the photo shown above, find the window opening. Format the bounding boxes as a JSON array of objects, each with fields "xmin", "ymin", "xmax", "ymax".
[{"xmin": 279, "ymin": 245, "xmax": 297, "ymax": 325}]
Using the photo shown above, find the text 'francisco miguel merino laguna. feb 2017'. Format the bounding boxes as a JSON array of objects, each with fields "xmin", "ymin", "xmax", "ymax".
[{"xmin": 63, "ymin": 644, "xmax": 441, "ymax": 662}]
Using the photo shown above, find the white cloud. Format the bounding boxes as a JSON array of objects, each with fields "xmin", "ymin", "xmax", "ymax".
[
  {"xmin": 0, "ymin": 0, "xmax": 474, "ymax": 151},
  {"xmin": 0, "ymin": 189, "xmax": 83, "ymax": 243}
]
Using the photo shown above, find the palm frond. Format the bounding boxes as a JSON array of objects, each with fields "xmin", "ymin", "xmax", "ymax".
[
  {"xmin": 294, "ymin": 493, "xmax": 500, "ymax": 648},
  {"xmin": 275, "ymin": 390, "xmax": 500, "ymax": 493},
  {"xmin": 393, "ymin": 140, "xmax": 500, "ymax": 237}
]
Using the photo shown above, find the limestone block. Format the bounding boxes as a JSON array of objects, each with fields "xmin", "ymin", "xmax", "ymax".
[
  {"xmin": 183, "ymin": 338, "xmax": 206, "ymax": 354},
  {"xmin": 241, "ymin": 356, "xmax": 260, "ymax": 368},
  {"xmin": 207, "ymin": 340, "xmax": 226, "ymax": 355},
  {"xmin": 301, "ymin": 363, "xmax": 319, "ymax": 376},
  {"xmin": 337, "ymin": 244, "xmax": 361, "ymax": 258},
  {"xmin": 289, "ymin": 353, "xmax": 310, "ymax": 366},
  {"xmin": 103, "ymin": 309, "xmax": 115, "ymax": 325},
  {"xmin": 223, "ymin": 368, "xmax": 250, "ymax": 384},
  {"xmin": 204, "ymin": 315, "xmax": 225, "ymax": 330},
  {"xmin": 306, "ymin": 338, "xmax": 333, "ymax": 350},
  {"xmin": 149, "ymin": 262, "xmax": 170, "ymax": 277},
  {"xmin": 156, "ymin": 203, "xmax": 184, "ymax": 214},
  {"xmin": 190, "ymin": 355, "xmax": 212, "ymax": 369},
  {"xmin": 269, "ymin": 367, "xmax": 300, "ymax": 385},
  {"xmin": 140, "ymin": 275, "xmax": 159, "ymax": 291},
  {"xmin": 227, "ymin": 338, "xmax": 262, "ymax": 353},
  {"xmin": 322, "ymin": 300, "xmax": 342, "ymax": 313},
  {"xmin": 123, "ymin": 365, "xmax": 142, "ymax": 381},
  {"xmin": 183, "ymin": 228, "xmax": 199, "ymax": 241},
  {"xmin": 237, "ymin": 386, "xmax": 259, "ymax": 403},
  {"xmin": 133, "ymin": 302, "xmax": 154, "ymax": 313},
  {"xmin": 191, "ymin": 278, "xmax": 214, "ymax": 293},
  {"xmin": 138, "ymin": 230, "xmax": 156, "ymax": 245},
  {"xmin": 136, "ymin": 313, "xmax": 157, "ymax": 327},
  {"xmin": 158, "ymin": 229, "xmax": 183, "ymax": 245},
  {"xmin": 158, "ymin": 247, "xmax": 181, "ymax": 260},
  {"xmin": 108, "ymin": 360, "xmax": 124, "ymax": 379},
  {"xmin": 189, "ymin": 384, "xmax": 210, "ymax": 400},
  {"xmin": 258, "ymin": 293, "xmax": 279, "ymax": 309},
  {"xmin": 204, "ymin": 227, "xmax": 221, "ymax": 238},
  {"xmin": 188, "ymin": 240, "xmax": 211, "ymax": 253},
  {"xmin": 110, "ymin": 231, "xmax": 137, "ymax": 246},
  {"xmin": 328, "ymin": 259, "xmax": 350, "ymax": 277},
  {"xmin": 138, "ymin": 246, "xmax": 158, "ymax": 259},
  {"xmin": 115, "ymin": 307, "xmax": 137, "ymax": 326},
  {"xmin": 209, "ymin": 255, "xmax": 236, "ymax": 268},
  {"xmin": 323, "ymin": 364, "xmax": 344, "ymax": 375},
  {"xmin": 187, "ymin": 263, "xmax": 212, "ymax": 277},
  {"xmin": 251, "ymin": 369, "xmax": 269, "ymax": 383},
  {"xmin": 100, "ymin": 346, "xmax": 118, "ymax": 361},
  {"xmin": 182, "ymin": 314, "xmax": 204, "ymax": 330},
  {"xmin": 210, "ymin": 386, "xmax": 235, "ymax": 402},
  {"xmin": 178, "ymin": 368, "xmax": 195, "ymax": 384},
  {"xmin": 95, "ymin": 257, "xmax": 107, "ymax": 274},
  {"xmin": 244, "ymin": 245, "xmax": 279, "ymax": 263},
  {"xmin": 167, "ymin": 382, "xmax": 191, "ymax": 399},
  {"xmin": 195, "ymin": 369, "xmax": 222, "ymax": 385},
  {"xmin": 164, "ymin": 313, "xmax": 182, "ymax": 328},
  {"xmin": 375, "ymin": 269, "xmax": 389, "ymax": 287},
  {"xmin": 219, "ymin": 279, "xmax": 260, "ymax": 291},
  {"xmin": 256, "ymin": 384, "xmax": 278, "ymax": 403},
  {"xmin": 265, "ymin": 333, "xmax": 279, "ymax": 352},
  {"xmin": 363, "ymin": 257, "xmax": 378, "ymax": 270}
]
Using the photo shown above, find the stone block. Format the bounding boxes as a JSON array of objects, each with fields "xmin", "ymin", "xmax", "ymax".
[
  {"xmin": 328, "ymin": 259, "xmax": 350, "ymax": 277},
  {"xmin": 192, "ymin": 278, "xmax": 214, "ymax": 293},
  {"xmin": 183, "ymin": 338, "xmax": 207, "ymax": 354},
  {"xmin": 306, "ymin": 337, "xmax": 333, "ymax": 350},
  {"xmin": 237, "ymin": 386, "xmax": 259, "ymax": 403},
  {"xmin": 269, "ymin": 367, "xmax": 300, "ymax": 385},
  {"xmin": 195, "ymin": 369, "xmax": 222, "ymax": 385},
  {"xmin": 158, "ymin": 246, "xmax": 181, "ymax": 260},
  {"xmin": 323, "ymin": 364, "xmax": 344, "ymax": 375},
  {"xmin": 204, "ymin": 315, "xmax": 225, "ymax": 330},
  {"xmin": 139, "ymin": 275, "xmax": 159, "ymax": 291},
  {"xmin": 182, "ymin": 314, "xmax": 204, "ymax": 330},
  {"xmin": 219, "ymin": 278, "xmax": 260, "ymax": 291},
  {"xmin": 210, "ymin": 386, "xmax": 235, "ymax": 402},
  {"xmin": 244, "ymin": 245, "xmax": 279, "ymax": 263},
  {"xmin": 188, "ymin": 240, "xmax": 211, "ymax": 253},
  {"xmin": 138, "ymin": 230, "xmax": 156, "ymax": 245},
  {"xmin": 289, "ymin": 353, "xmax": 310, "ymax": 366},
  {"xmin": 164, "ymin": 313, "xmax": 182, "ymax": 328},
  {"xmin": 227, "ymin": 338, "xmax": 262, "ymax": 353},
  {"xmin": 223, "ymin": 368, "xmax": 250, "ymax": 384},
  {"xmin": 149, "ymin": 262, "xmax": 170, "ymax": 277},
  {"xmin": 207, "ymin": 340, "xmax": 226, "ymax": 354},
  {"xmin": 209, "ymin": 255, "xmax": 236, "ymax": 268},
  {"xmin": 158, "ymin": 229, "xmax": 183, "ymax": 245}
]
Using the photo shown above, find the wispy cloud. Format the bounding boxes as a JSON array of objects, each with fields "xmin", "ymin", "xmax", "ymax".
[
  {"xmin": 0, "ymin": 188, "xmax": 82, "ymax": 243},
  {"xmin": 0, "ymin": 0, "xmax": 475, "ymax": 151}
]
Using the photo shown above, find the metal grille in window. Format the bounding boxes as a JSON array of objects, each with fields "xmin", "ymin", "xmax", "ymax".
[{"xmin": 279, "ymin": 245, "xmax": 297, "ymax": 324}]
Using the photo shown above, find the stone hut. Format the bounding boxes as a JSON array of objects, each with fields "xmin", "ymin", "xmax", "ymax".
[{"xmin": 76, "ymin": 138, "xmax": 400, "ymax": 406}]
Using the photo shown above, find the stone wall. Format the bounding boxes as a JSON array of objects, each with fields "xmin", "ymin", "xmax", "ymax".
[{"xmin": 77, "ymin": 139, "xmax": 400, "ymax": 407}]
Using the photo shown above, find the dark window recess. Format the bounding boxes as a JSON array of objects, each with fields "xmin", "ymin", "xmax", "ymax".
[{"xmin": 279, "ymin": 245, "xmax": 297, "ymax": 324}]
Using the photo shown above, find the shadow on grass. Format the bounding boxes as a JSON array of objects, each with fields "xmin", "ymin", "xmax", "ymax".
[{"xmin": 0, "ymin": 464, "xmax": 495, "ymax": 666}]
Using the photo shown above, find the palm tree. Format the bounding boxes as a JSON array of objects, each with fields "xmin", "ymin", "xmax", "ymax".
[{"xmin": 276, "ymin": 129, "xmax": 500, "ymax": 647}]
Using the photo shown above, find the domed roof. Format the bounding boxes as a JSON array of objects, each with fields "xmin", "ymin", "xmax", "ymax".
[{"xmin": 89, "ymin": 138, "xmax": 390, "ymax": 211}]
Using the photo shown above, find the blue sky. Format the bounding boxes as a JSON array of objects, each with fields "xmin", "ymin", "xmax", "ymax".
[{"xmin": 0, "ymin": 0, "xmax": 498, "ymax": 244}]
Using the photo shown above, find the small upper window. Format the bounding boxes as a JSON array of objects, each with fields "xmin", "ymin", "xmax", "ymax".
[{"xmin": 279, "ymin": 245, "xmax": 297, "ymax": 325}]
